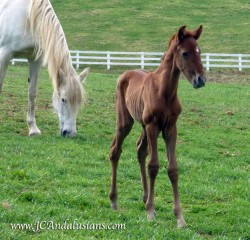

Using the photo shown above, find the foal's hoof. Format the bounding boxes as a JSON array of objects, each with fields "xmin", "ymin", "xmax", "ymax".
[
  {"xmin": 177, "ymin": 218, "xmax": 187, "ymax": 228},
  {"xmin": 147, "ymin": 210, "xmax": 156, "ymax": 221},
  {"xmin": 111, "ymin": 202, "xmax": 118, "ymax": 210}
]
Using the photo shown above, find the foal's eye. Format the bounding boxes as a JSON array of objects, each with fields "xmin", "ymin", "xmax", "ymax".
[
  {"xmin": 61, "ymin": 98, "xmax": 67, "ymax": 103},
  {"xmin": 182, "ymin": 52, "xmax": 189, "ymax": 58}
]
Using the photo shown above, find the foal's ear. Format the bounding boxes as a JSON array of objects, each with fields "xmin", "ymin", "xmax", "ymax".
[
  {"xmin": 79, "ymin": 67, "xmax": 90, "ymax": 83},
  {"xmin": 177, "ymin": 25, "xmax": 186, "ymax": 43},
  {"xmin": 194, "ymin": 25, "xmax": 203, "ymax": 40}
]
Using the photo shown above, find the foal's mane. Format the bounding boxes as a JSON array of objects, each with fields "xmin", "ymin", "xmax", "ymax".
[
  {"xmin": 161, "ymin": 34, "xmax": 176, "ymax": 61},
  {"xmin": 28, "ymin": 0, "xmax": 84, "ymax": 108}
]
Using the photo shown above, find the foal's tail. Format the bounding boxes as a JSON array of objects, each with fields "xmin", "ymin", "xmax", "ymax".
[
  {"xmin": 116, "ymin": 73, "xmax": 128, "ymax": 103},
  {"xmin": 116, "ymin": 72, "xmax": 131, "ymax": 113}
]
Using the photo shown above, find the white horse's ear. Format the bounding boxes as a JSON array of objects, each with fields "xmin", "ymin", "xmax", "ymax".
[
  {"xmin": 58, "ymin": 69, "xmax": 66, "ymax": 85},
  {"xmin": 79, "ymin": 67, "xmax": 90, "ymax": 83}
]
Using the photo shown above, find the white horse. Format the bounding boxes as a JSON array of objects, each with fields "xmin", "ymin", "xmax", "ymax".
[{"xmin": 0, "ymin": 0, "xmax": 89, "ymax": 137}]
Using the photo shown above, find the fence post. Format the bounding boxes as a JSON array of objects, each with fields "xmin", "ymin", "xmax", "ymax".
[
  {"xmin": 76, "ymin": 51, "xmax": 80, "ymax": 69},
  {"xmin": 11, "ymin": 59, "xmax": 15, "ymax": 65},
  {"xmin": 107, "ymin": 51, "xmax": 111, "ymax": 70},
  {"xmin": 238, "ymin": 54, "xmax": 242, "ymax": 71},
  {"xmin": 206, "ymin": 53, "xmax": 210, "ymax": 71},
  {"xmin": 141, "ymin": 52, "xmax": 145, "ymax": 69}
]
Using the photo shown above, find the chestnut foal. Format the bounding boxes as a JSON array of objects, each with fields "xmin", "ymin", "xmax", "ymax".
[{"xmin": 109, "ymin": 26, "xmax": 206, "ymax": 228}]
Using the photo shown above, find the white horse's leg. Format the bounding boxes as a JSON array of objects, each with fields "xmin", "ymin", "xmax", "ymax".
[
  {"xmin": 27, "ymin": 59, "xmax": 42, "ymax": 136},
  {"xmin": 0, "ymin": 49, "xmax": 12, "ymax": 93}
]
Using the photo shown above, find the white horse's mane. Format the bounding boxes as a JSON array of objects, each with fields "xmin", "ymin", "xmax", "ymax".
[{"xmin": 28, "ymin": 0, "xmax": 85, "ymax": 108}]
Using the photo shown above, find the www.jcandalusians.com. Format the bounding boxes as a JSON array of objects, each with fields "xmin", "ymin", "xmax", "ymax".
[{"xmin": 10, "ymin": 219, "xmax": 126, "ymax": 232}]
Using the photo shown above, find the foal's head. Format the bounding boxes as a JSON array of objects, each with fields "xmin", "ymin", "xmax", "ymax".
[
  {"xmin": 171, "ymin": 25, "xmax": 206, "ymax": 88},
  {"xmin": 52, "ymin": 67, "xmax": 89, "ymax": 137}
]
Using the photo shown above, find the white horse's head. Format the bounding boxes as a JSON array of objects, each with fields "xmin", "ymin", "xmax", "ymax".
[{"xmin": 52, "ymin": 67, "xmax": 89, "ymax": 137}]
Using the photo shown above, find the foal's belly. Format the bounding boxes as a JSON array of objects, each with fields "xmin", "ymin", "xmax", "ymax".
[{"xmin": 125, "ymin": 91, "xmax": 144, "ymax": 123}]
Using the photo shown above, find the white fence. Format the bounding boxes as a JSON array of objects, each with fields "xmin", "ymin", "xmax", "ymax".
[{"xmin": 11, "ymin": 51, "xmax": 250, "ymax": 71}]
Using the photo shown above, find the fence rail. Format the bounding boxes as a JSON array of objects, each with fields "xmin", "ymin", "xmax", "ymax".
[{"xmin": 11, "ymin": 51, "xmax": 250, "ymax": 71}]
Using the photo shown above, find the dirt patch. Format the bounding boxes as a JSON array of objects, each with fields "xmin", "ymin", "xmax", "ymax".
[
  {"xmin": 205, "ymin": 70, "xmax": 250, "ymax": 84},
  {"xmin": 107, "ymin": 67, "xmax": 250, "ymax": 84}
]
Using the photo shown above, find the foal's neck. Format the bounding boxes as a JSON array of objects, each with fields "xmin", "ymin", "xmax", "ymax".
[{"xmin": 155, "ymin": 52, "xmax": 180, "ymax": 102}]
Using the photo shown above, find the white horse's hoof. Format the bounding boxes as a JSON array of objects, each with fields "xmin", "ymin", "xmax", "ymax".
[{"xmin": 29, "ymin": 129, "xmax": 41, "ymax": 136}]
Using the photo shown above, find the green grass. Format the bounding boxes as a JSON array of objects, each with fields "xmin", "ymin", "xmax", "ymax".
[
  {"xmin": 52, "ymin": 0, "xmax": 250, "ymax": 54},
  {"xmin": 0, "ymin": 66, "xmax": 249, "ymax": 239},
  {"xmin": 1, "ymin": 0, "xmax": 250, "ymax": 238}
]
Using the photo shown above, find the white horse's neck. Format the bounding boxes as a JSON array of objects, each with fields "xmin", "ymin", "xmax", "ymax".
[
  {"xmin": 28, "ymin": 0, "xmax": 84, "ymax": 107},
  {"xmin": 29, "ymin": 0, "xmax": 73, "ymax": 84}
]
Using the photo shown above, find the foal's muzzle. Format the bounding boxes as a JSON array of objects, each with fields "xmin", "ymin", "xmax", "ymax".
[{"xmin": 193, "ymin": 76, "xmax": 206, "ymax": 89}]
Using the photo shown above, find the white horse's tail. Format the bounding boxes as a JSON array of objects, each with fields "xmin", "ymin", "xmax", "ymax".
[{"xmin": 28, "ymin": 0, "xmax": 84, "ymax": 107}]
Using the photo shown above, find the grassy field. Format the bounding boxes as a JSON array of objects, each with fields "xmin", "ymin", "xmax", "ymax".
[
  {"xmin": 52, "ymin": 0, "xmax": 250, "ymax": 54},
  {"xmin": 1, "ymin": 0, "xmax": 250, "ymax": 239},
  {"xmin": 0, "ymin": 66, "xmax": 249, "ymax": 239}
]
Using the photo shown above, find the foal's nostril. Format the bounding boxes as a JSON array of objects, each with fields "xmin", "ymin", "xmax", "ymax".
[
  {"xmin": 193, "ymin": 75, "xmax": 206, "ymax": 89},
  {"xmin": 197, "ymin": 76, "xmax": 206, "ymax": 87},
  {"xmin": 198, "ymin": 76, "xmax": 205, "ymax": 83}
]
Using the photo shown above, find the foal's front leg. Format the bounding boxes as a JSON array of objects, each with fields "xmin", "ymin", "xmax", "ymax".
[
  {"xmin": 145, "ymin": 123, "xmax": 160, "ymax": 220},
  {"xmin": 163, "ymin": 125, "xmax": 186, "ymax": 228},
  {"xmin": 27, "ymin": 59, "xmax": 42, "ymax": 136}
]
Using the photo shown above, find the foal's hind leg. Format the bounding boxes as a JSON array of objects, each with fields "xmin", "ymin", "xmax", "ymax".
[
  {"xmin": 27, "ymin": 59, "xmax": 42, "ymax": 136},
  {"xmin": 109, "ymin": 103, "xmax": 134, "ymax": 210},
  {"xmin": 163, "ymin": 124, "xmax": 186, "ymax": 228},
  {"xmin": 137, "ymin": 127, "xmax": 148, "ymax": 204}
]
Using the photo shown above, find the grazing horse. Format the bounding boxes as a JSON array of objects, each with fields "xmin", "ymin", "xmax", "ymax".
[
  {"xmin": 109, "ymin": 26, "xmax": 206, "ymax": 227},
  {"xmin": 0, "ymin": 0, "xmax": 89, "ymax": 137}
]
